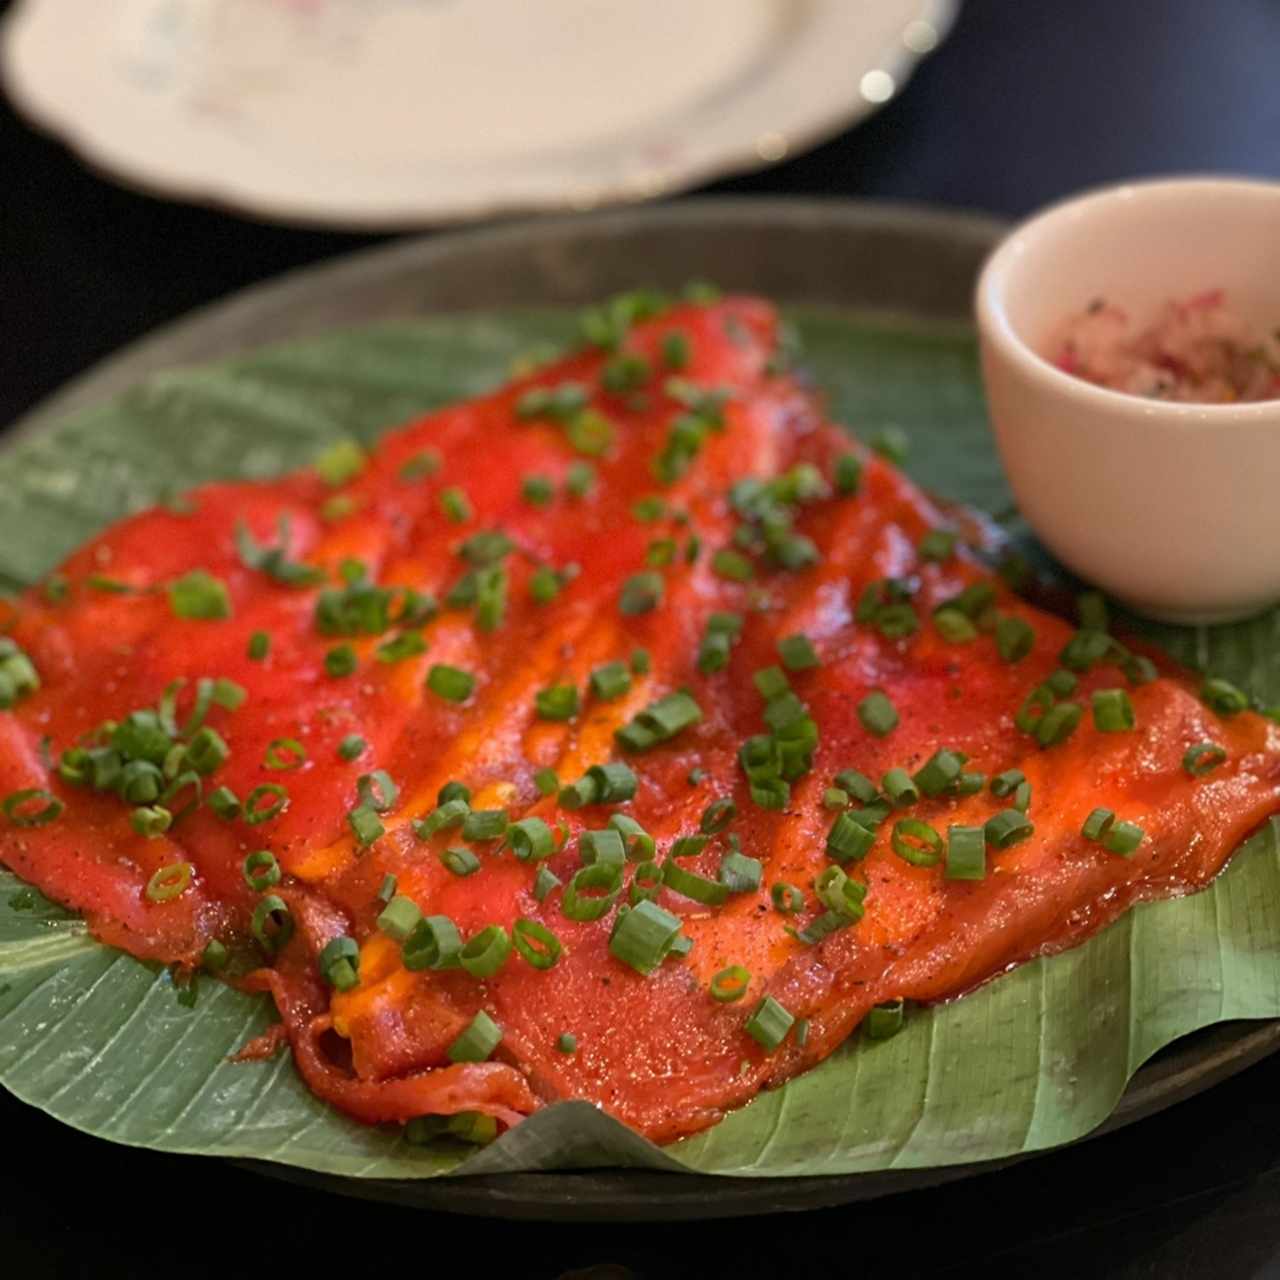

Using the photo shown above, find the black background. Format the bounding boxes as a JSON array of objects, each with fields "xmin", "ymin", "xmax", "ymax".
[{"xmin": 4, "ymin": 2, "xmax": 1280, "ymax": 1276}]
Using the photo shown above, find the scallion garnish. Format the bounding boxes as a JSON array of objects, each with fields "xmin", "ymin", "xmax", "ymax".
[
  {"xmin": 984, "ymin": 808, "xmax": 1034, "ymax": 849},
  {"xmin": 996, "ymin": 615, "xmax": 1035, "ymax": 663},
  {"xmin": 619, "ymin": 571, "xmax": 664, "ymax": 615},
  {"xmin": 535, "ymin": 683, "xmax": 579, "ymax": 721},
  {"xmin": 918, "ymin": 529, "xmax": 956, "ymax": 562},
  {"xmin": 1183, "ymin": 742, "xmax": 1227, "ymax": 776},
  {"xmin": 857, "ymin": 689, "xmax": 898, "ymax": 737},
  {"xmin": 402, "ymin": 915, "xmax": 462, "ymax": 971},
  {"xmin": 912, "ymin": 748, "xmax": 966, "ymax": 797},
  {"xmin": 562, "ymin": 863, "xmax": 623, "ymax": 921},
  {"xmin": 513, "ymin": 918, "xmax": 562, "ymax": 969},
  {"xmin": 1092, "ymin": 688, "xmax": 1136, "ymax": 732},
  {"xmin": 244, "ymin": 783, "xmax": 288, "ymax": 825},
  {"xmin": 709, "ymin": 966, "xmax": 752, "ymax": 1003},
  {"xmin": 251, "ymin": 894, "xmax": 294, "ymax": 953},
  {"xmin": 1201, "ymin": 677, "xmax": 1249, "ymax": 716},
  {"xmin": 533, "ymin": 865, "xmax": 562, "ymax": 902},
  {"xmin": 865, "ymin": 999, "xmax": 905, "ymax": 1040},
  {"xmin": 242, "ymin": 850, "xmax": 281, "ymax": 892},
  {"xmin": 319, "ymin": 936, "xmax": 360, "ymax": 991},
  {"xmin": 440, "ymin": 486, "xmax": 472, "ymax": 523},
  {"xmin": 168, "ymin": 570, "xmax": 231, "ymax": 621},
  {"xmin": 427, "ymin": 664, "xmax": 475, "ymax": 703},
  {"xmin": 891, "ymin": 818, "xmax": 943, "ymax": 867},
  {"xmin": 745, "ymin": 995, "xmax": 795, "ymax": 1051},
  {"xmin": 248, "ymin": 630, "xmax": 271, "ymax": 661},
  {"xmin": 609, "ymin": 899, "xmax": 682, "ymax": 974},
  {"xmin": 144, "ymin": 861, "xmax": 191, "ymax": 902},
  {"xmin": 447, "ymin": 1010, "xmax": 502, "ymax": 1062},
  {"xmin": 458, "ymin": 926, "xmax": 511, "ymax": 979},
  {"xmin": 945, "ymin": 825, "xmax": 986, "ymax": 880},
  {"xmin": 590, "ymin": 660, "xmax": 632, "ymax": 700}
]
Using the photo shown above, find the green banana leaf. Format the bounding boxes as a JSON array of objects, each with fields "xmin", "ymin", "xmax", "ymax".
[{"xmin": 2, "ymin": 308, "xmax": 1279, "ymax": 1182}]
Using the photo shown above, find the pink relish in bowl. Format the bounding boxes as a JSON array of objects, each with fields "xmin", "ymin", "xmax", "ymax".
[{"xmin": 1048, "ymin": 289, "xmax": 1280, "ymax": 403}]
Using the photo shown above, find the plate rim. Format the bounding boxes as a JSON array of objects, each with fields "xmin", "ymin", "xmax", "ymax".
[
  {"xmin": 0, "ymin": 0, "xmax": 959, "ymax": 229},
  {"xmin": 3, "ymin": 194, "xmax": 1277, "ymax": 1217}
]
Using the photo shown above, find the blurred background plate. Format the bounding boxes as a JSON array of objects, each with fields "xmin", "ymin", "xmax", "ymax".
[{"xmin": 0, "ymin": 0, "xmax": 955, "ymax": 229}]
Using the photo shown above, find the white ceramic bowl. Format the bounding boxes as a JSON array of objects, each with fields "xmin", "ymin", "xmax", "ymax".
[{"xmin": 975, "ymin": 177, "xmax": 1280, "ymax": 625}]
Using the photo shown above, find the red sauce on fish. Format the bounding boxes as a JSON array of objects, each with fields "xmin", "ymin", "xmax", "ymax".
[{"xmin": 2, "ymin": 297, "xmax": 1277, "ymax": 1143}]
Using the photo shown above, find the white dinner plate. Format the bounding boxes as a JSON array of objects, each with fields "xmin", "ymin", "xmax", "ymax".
[{"xmin": 1, "ymin": 0, "xmax": 956, "ymax": 228}]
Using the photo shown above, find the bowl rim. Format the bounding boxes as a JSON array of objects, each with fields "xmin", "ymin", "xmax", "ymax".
[{"xmin": 974, "ymin": 174, "xmax": 1280, "ymax": 425}]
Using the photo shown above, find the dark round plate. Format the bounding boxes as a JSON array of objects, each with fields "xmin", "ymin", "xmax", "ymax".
[{"xmin": 11, "ymin": 198, "xmax": 1280, "ymax": 1219}]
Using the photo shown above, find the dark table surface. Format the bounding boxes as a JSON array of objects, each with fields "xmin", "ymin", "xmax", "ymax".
[{"xmin": 4, "ymin": 1, "xmax": 1280, "ymax": 1276}]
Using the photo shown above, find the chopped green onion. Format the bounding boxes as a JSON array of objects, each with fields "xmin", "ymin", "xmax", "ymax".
[
  {"xmin": 313, "ymin": 439, "xmax": 365, "ymax": 486},
  {"xmin": 377, "ymin": 874, "xmax": 398, "ymax": 904},
  {"xmin": 459, "ymin": 926, "xmax": 512, "ymax": 979},
  {"xmin": 580, "ymin": 828, "xmax": 627, "ymax": 869},
  {"xmin": 935, "ymin": 608, "xmax": 978, "ymax": 643},
  {"xmin": 357, "ymin": 769, "xmax": 397, "ymax": 813},
  {"xmin": 414, "ymin": 797, "xmax": 469, "ymax": 839},
  {"xmin": 985, "ymin": 808, "xmax": 1035, "ymax": 849},
  {"xmin": 1047, "ymin": 668, "xmax": 1079, "ymax": 697},
  {"xmin": 718, "ymin": 851, "xmax": 762, "ymax": 894},
  {"xmin": 1201, "ymin": 677, "xmax": 1249, "ymax": 716},
  {"xmin": 427, "ymin": 664, "xmax": 475, "ymax": 703},
  {"xmin": 753, "ymin": 666, "xmax": 790, "ymax": 700},
  {"xmin": 619, "ymin": 571, "xmax": 664, "ymax": 615},
  {"xmin": 338, "ymin": 734, "xmax": 367, "ymax": 762},
  {"xmin": 202, "ymin": 939, "xmax": 229, "ymax": 973},
  {"xmin": 1081, "ymin": 807, "xmax": 1115, "ymax": 842},
  {"xmin": 1183, "ymin": 742, "xmax": 1227, "ymax": 776},
  {"xmin": 945, "ymin": 825, "xmax": 986, "ymax": 880},
  {"xmin": 521, "ymin": 473, "xmax": 556, "ymax": 507},
  {"xmin": 825, "ymin": 812, "xmax": 876, "ymax": 864},
  {"xmin": 661, "ymin": 331, "xmax": 691, "ymax": 370},
  {"xmin": 777, "ymin": 634, "xmax": 819, "ymax": 671},
  {"xmin": 533, "ymin": 866, "xmax": 562, "ymax": 902},
  {"xmin": 699, "ymin": 797, "xmax": 737, "ymax": 834},
  {"xmin": 771, "ymin": 881, "xmax": 804, "ymax": 914},
  {"xmin": 1103, "ymin": 820, "xmax": 1145, "ymax": 856},
  {"xmin": 1060, "ymin": 628, "xmax": 1113, "ymax": 672},
  {"xmin": 711, "ymin": 548, "xmax": 754, "ymax": 582},
  {"xmin": 264, "ymin": 737, "xmax": 306, "ymax": 771},
  {"xmin": 865, "ymin": 999, "xmax": 905, "ymax": 1040},
  {"xmin": 1092, "ymin": 688, "xmax": 1136, "ymax": 732},
  {"xmin": 508, "ymin": 817, "xmax": 555, "ymax": 862},
  {"xmin": 461, "ymin": 809, "xmax": 507, "ymax": 842},
  {"xmin": 556, "ymin": 1031, "xmax": 578, "ymax": 1054},
  {"xmin": 1035, "ymin": 701, "xmax": 1083, "ymax": 747},
  {"xmin": 398, "ymin": 449, "xmax": 441, "ymax": 481},
  {"xmin": 183, "ymin": 726, "xmax": 229, "ymax": 775},
  {"xmin": 440, "ymin": 486, "xmax": 472, "ymax": 523},
  {"xmin": 609, "ymin": 899, "xmax": 682, "ymax": 975},
  {"xmin": 630, "ymin": 859, "xmax": 663, "ymax": 904},
  {"xmin": 348, "ymin": 805, "xmax": 385, "ymax": 846},
  {"xmin": 168, "ymin": 570, "xmax": 231, "ymax": 621},
  {"xmin": 243, "ymin": 783, "xmax": 288, "ymax": 825},
  {"xmin": 1, "ymin": 788, "xmax": 63, "ymax": 828},
  {"xmin": 324, "ymin": 644, "xmax": 357, "ymax": 678},
  {"xmin": 996, "ymin": 615, "xmax": 1036, "ymax": 663},
  {"xmin": 248, "ymin": 631, "xmax": 270, "ymax": 661},
  {"xmin": 1125, "ymin": 655, "xmax": 1159, "ymax": 686},
  {"xmin": 251, "ymin": 894, "xmax": 294, "ymax": 953},
  {"xmin": 447, "ymin": 1010, "xmax": 502, "ymax": 1062},
  {"xmin": 590, "ymin": 660, "xmax": 632, "ymax": 700},
  {"xmin": 833, "ymin": 452, "xmax": 862, "ymax": 496},
  {"xmin": 882, "ymin": 768, "xmax": 919, "ymax": 808},
  {"xmin": 402, "ymin": 915, "xmax": 462, "ymax": 971},
  {"xmin": 630, "ymin": 648, "xmax": 651, "ymax": 674},
  {"xmin": 144, "ymin": 861, "xmax": 191, "ymax": 902},
  {"xmin": 376, "ymin": 631, "xmax": 428, "ymax": 663},
  {"xmin": 564, "ymin": 460, "xmax": 596, "ymax": 498},
  {"xmin": 833, "ymin": 769, "xmax": 879, "ymax": 804},
  {"xmin": 319, "ymin": 936, "xmax": 359, "ymax": 991},
  {"xmin": 615, "ymin": 690, "xmax": 703, "ymax": 752},
  {"xmin": 823, "ymin": 787, "xmax": 849, "ymax": 809},
  {"xmin": 956, "ymin": 771, "xmax": 987, "ymax": 796},
  {"xmin": 912, "ymin": 748, "xmax": 966, "ymax": 797},
  {"xmin": 814, "ymin": 865, "xmax": 867, "ymax": 920},
  {"xmin": 937, "ymin": 581, "xmax": 996, "ymax": 620},
  {"xmin": 535, "ymin": 684, "xmax": 579, "ymax": 721},
  {"xmin": 377, "ymin": 895, "xmax": 422, "ymax": 942},
  {"xmin": 242, "ymin": 850, "xmax": 281, "ymax": 892},
  {"xmin": 562, "ymin": 863, "xmax": 623, "ymax": 921},
  {"xmin": 857, "ymin": 690, "xmax": 898, "ymax": 737},
  {"xmin": 918, "ymin": 529, "xmax": 957, "ymax": 562},
  {"xmin": 662, "ymin": 858, "xmax": 729, "ymax": 906},
  {"xmin": 631, "ymin": 494, "xmax": 666, "ymax": 522},
  {"xmin": 745, "ymin": 995, "xmax": 795, "ymax": 1051},
  {"xmin": 710, "ymin": 966, "xmax": 752, "ymax": 1003},
  {"xmin": 608, "ymin": 814, "xmax": 655, "ymax": 861},
  {"xmin": 1012, "ymin": 780, "xmax": 1032, "ymax": 812},
  {"xmin": 208, "ymin": 786, "xmax": 240, "ymax": 820},
  {"xmin": 513, "ymin": 917, "xmax": 562, "ymax": 970},
  {"xmin": 891, "ymin": 818, "xmax": 943, "ymax": 867},
  {"xmin": 533, "ymin": 767, "xmax": 559, "ymax": 797},
  {"xmin": 991, "ymin": 769, "xmax": 1026, "ymax": 798}
]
